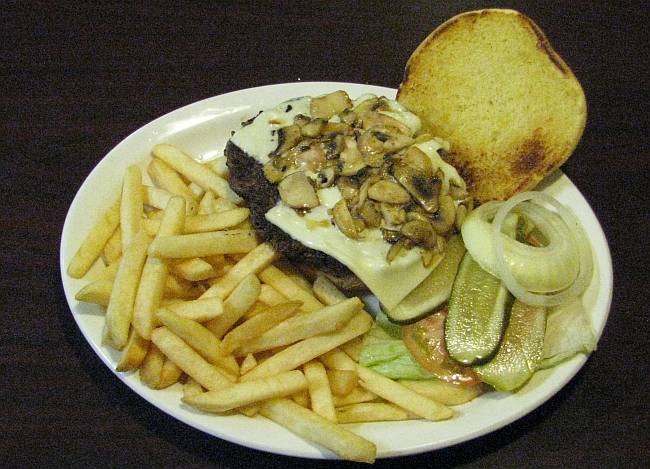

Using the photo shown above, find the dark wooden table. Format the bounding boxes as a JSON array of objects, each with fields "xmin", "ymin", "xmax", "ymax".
[{"xmin": 3, "ymin": 1, "xmax": 648, "ymax": 467}]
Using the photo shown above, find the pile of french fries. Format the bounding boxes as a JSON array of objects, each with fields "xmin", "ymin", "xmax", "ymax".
[{"xmin": 68, "ymin": 143, "xmax": 474, "ymax": 463}]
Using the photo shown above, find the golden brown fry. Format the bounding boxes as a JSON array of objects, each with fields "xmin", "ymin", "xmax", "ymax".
[
  {"xmin": 235, "ymin": 298, "xmax": 363, "ymax": 356},
  {"xmin": 75, "ymin": 279, "xmax": 113, "ymax": 307},
  {"xmin": 183, "ymin": 370, "xmax": 308, "ymax": 413},
  {"xmin": 241, "ymin": 312, "xmax": 373, "ymax": 381},
  {"xmin": 67, "ymin": 196, "xmax": 120, "ymax": 278},
  {"xmin": 312, "ymin": 273, "xmax": 347, "ymax": 305},
  {"xmin": 336, "ymin": 403, "xmax": 409, "ymax": 423},
  {"xmin": 332, "ymin": 388, "xmax": 378, "ymax": 407},
  {"xmin": 304, "ymin": 361, "xmax": 337, "ymax": 422},
  {"xmin": 103, "ymin": 229, "xmax": 150, "ymax": 349},
  {"xmin": 258, "ymin": 284, "xmax": 287, "ymax": 306},
  {"xmin": 147, "ymin": 158, "xmax": 197, "ymax": 202},
  {"xmin": 140, "ymin": 343, "xmax": 165, "ymax": 388},
  {"xmin": 292, "ymin": 389, "xmax": 311, "ymax": 408},
  {"xmin": 156, "ymin": 308, "xmax": 238, "ymax": 378},
  {"xmin": 143, "ymin": 185, "xmax": 198, "ymax": 215},
  {"xmin": 220, "ymin": 301, "xmax": 302, "ymax": 354},
  {"xmin": 148, "ymin": 230, "xmax": 257, "ymax": 258},
  {"xmin": 212, "ymin": 197, "xmax": 238, "ymax": 213},
  {"xmin": 327, "ymin": 370, "xmax": 358, "ymax": 396},
  {"xmin": 340, "ymin": 337, "xmax": 364, "ymax": 362},
  {"xmin": 259, "ymin": 398, "xmax": 376, "ymax": 464},
  {"xmin": 120, "ymin": 165, "xmax": 144, "ymax": 248},
  {"xmin": 398, "ymin": 379, "xmax": 485, "ymax": 406},
  {"xmin": 103, "ymin": 226, "xmax": 122, "ymax": 265},
  {"xmin": 96, "ymin": 258, "xmax": 121, "ymax": 281},
  {"xmin": 164, "ymin": 274, "xmax": 204, "ymax": 299},
  {"xmin": 239, "ymin": 353, "xmax": 258, "ymax": 376},
  {"xmin": 204, "ymin": 156, "xmax": 228, "ymax": 178},
  {"xmin": 356, "ymin": 365, "xmax": 453, "ymax": 421},
  {"xmin": 152, "ymin": 144, "xmax": 241, "ymax": 202},
  {"xmin": 238, "ymin": 404, "xmax": 260, "ymax": 417},
  {"xmin": 171, "ymin": 258, "xmax": 216, "ymax": 281},
  {"xmin": 144, "ymin": 208, "xmax": 250, "ymax": 234},
  {"xmin": 116, "ymin": 329, "xmax": 149, "ymax": 371},
  {"xmin": 164, "ymin": 297, "xmax": 223, "ymax": 323},
  {"xmin": 320, "ymin": 347, "xmax": 357, "ymax": 371},
  {"xmin": 133, "ymin": 196, "xmax": 186, "ymax": 340},
  {"xmin": 259, "ymin": 266, "xmax": 323, "ymax": 312},
  {"xmin": 151, "ymin": 326, "xmax": 232, "ymax": 391},
  {"xmin": 204, "ymin": 274, "xmax": 261, "ymax": 339},
  {"xmin": 157, "ymin": 358, "xmax": 183, "ymax": 389},
  {"xmin": 183, "ymin": 377, "xmax": 204, "ymax": 399},
  {"xmin": 201, "ymin": 243, "xmax": 277, "ymax": 300},
  {"xmin": 198, "ymin": 191, "xmax": 215, "ymax": 214}
]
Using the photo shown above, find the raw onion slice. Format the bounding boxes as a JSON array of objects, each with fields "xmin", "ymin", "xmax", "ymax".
[{"xmin": 492, "ymin": 192, "xmax": 593, "ymax": 306}]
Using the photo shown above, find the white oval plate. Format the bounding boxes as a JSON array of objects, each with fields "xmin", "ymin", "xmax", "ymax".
[{"xmin": 60, "ymin": 82, "xmax": 613, "ymax": 459}]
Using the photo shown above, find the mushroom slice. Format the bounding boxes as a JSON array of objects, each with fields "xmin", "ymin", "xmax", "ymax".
[
  {"xmin": 381, "ymin": 228, "xmax": 401, "ymax": 244},
  {"xmin": 380, "ymin": 202, "xmax": 406, "ymax": 226},
  {"xmin": 332, "ymin": 199, "xmax": 359, "ymax": 239},
  {"xmin": 358, "ymin": 200, "xmax": 382, "ymax": 228},
  {"xmin": 322, "ymin": 122, "xmax": 352, "ymax": 136},
  {"xmin": 339, "ymin": 109, "xmax": 358, "ymax": 126},
  {"xmin": 353, "ymin": 96, "xmax": 380, "ymax": 114},
  {"xmin": 368, "ymin": 180, "xmax": 411, "ymax": 204},
  {"xmin": 339, "ymin": 136, "xmax": 366, "ymax": 176},
  {"xmin": 295, "ymin": 143, "xmax": 326, "ymax": 172},
  {"xmin": 430, "ymin": 195, "xmax": 456, "ymax": 234},
  {"xmin": 361, "ymin": 111, "xmax": 412, "ymax": 136},
  {"xmin": 310, "ymin": 91, "xmax": 352, "ymax": 119},
  {"xmin": 315, "ymin": 166, "xmax": 336, "ymax": 188},
  {"xmin": 378, "ymin": 130, "xmax": 414, "ymax": 153},
  {"xmin": 293, "ymin": 114, "xmax": 311, "ymax": 127},
  {"xmin": 393, "ymin": 163, "xmax": 440, "ymax": 213},
  {"xmin": 357, "ymin": 130, "xmax": 385, "ymax": 166},
  {"xmin": 386, "ymin": 238, "xmax": 406, "ymax": 263},
  {"xmin": 336, "ymin": 176, "xmax": 360, "ymax": 202},
  {"xmin": 401, "ymin": 220, "xmax": 437, "ymax": 249},
  {"xmin": 421, "ymin": 249, "xmax": 444, "ymax": 268},
  {"xmin": 263, "ymin": 160, "xmax": 285, "ymax": 183},
  {"xmin": 278, "ymin": 172, "xmax": 319, "ymax": 209},
  {"xmin": 272, "ymin": 124, "xmax": 302, "ymax": 157},
  {"xmin": 300, "ymin": 118, "xmax": 325, "ymax": 138},
  {"xmin": 401, "ymin": 146, "xmax": 433, "ymax": 178}
]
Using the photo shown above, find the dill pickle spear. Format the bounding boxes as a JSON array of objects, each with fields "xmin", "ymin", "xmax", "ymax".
[
  {"xmin": 445, "ymin": 252, "xmax": 512, "ymax": 365},
  {"xmin": 472, "ymin": 300, "xmax": 546, "ymax": 391}
]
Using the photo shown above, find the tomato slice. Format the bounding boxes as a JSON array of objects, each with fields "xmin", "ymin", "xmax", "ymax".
[{"xmin": 401, "ymin": 307, "xmax": 481, "ymax": 384}]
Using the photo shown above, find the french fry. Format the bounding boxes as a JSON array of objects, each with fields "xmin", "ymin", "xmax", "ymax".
[
  {"xmin": 212, "ymin": 197, "xmax": 238, "ymax": 213},
  {"xmin": 235, "ymin": 298, "xmax": 363, "ymax": 356},
  {"xmin": 241, "ymin": 301, "xmax": 269, "ymax": 320},
  {"xmin": 198, "ymin": 191, "xmax": 215, "ymax": 214},
  {"xmin": 116, "ymin": 329, "xmax": 149, "ymax": 371},
  {"xmin": 241, "ymin": 312, "xmax": 373, "ymax": 381},
  {"xmin": 276, "ymin": 262, "xmax": 313, "ymax": 293},
  {"xmin": 258, "ymin": 266, "xmax": 323, "ymax": 312},
  {"xmin": 292, "ymin": 389, "xmax": 311, "ymax": 408},
  {"xmin": 171, "ymin": 258, "xmax": 216, "ymax": 281},
  {"xmin": 332, "ymin": 388, "xmax": 378, "ymax": 407},
  {"xmin": 148, "ymin": 230, "xmax": 257, "ymax": 258},
  {"xmin": 221, "ymin": 301, "xmax": 302, "ymax": 354},
  {"xmin": 327, "ymin": 370, "xmax": 358, "ymax": 396},
  {"xmin": 103, "ymin": 227, "xmax": 122, "ymax": 265},
  {"xmin": 67, "ymin": 196, "xmax": 120, "ymax": 278},
  {"xmin": 152, "ymin": 144, "xmax": 242, "ymax": 202},
  {"xmin": 147, "ymin": 158, "xmax": 197, "ymax": 202},
  {"xmin": 157, "ymin": 359, "xmax": 183, "ymax": 389},
  {"xmin": 151, "ymin": 326, "xmax": 232, "ymax": 391},
  {"xmin": 140, "ymin": 343, "xmax": 165, "ymax": 388},
  {"xmin": 120, "ymin": 165, "xmax": 144, "ymax": 248},
  {"xmin": 164, "ymin": 297, "xmax": 223, "ymax": 323},
  {"xmin": 398, "ymin": 379, "xmax": 485, "ymax": 406},
  {"xmin": 133, "ymin": 196, "xmax": 186, "ymax": 340},
  {"xmin": 258, "ymin": 284, "xmax": 287, "ymax": 306},
  {"xmin": 204, "ymin": 156, "xmax": 228, "ymax": 178},
  {"xmin": 143, "ymin": 185, "xmax": 198, "ymax": 215},
  {"xmin": 143, "ymin": 208, "xmax": 250, "ymax": 235},
  {"xmin": 238, "ymin": 404, "xmax": 260, "ymax": 417},
  {"xmin": 239, "ymin": 353, "xmax": 258, "ymax": 376},
  {"xmin": 103, "ymin": 229, "xmax": 150, "ymax": 349},
  {"xmin": 340, "ymin": 337, "xmax": 364, "ymax": 362},
  {"xmin": 156, "ymin": 308, "xmax": 238, "ymax": 378},
  {"xmin": 304, "ymin": 361, "xmax": 336, "ymax": 422},
  {"xmin": 75, "ymin": 279, "xmax": 113, "ymax": 307},
  {"xmin": 164, "ymin": 274, "xmax": 204, "ymax": 299},
  {"xmin": 188, "ymin": 182, "xmax": 205, "ymax": 199},
  {"xmin": 183, "ymin": 370, "xmax": 308, "ymax": 413},
  {"xmin": 96, "ymin": 258, "xmax": 120, "ymax": 281},
  {"xmin": 259, "ymin": 398, "xmax": 376, "ymax": 464},
  {"xmin": 312, "ymin": 273, "xmax": 347, "ymax": 305},
  {"xmin": 320, "ymin": 347, "xmax": 357, "ymax": 371},
  {"xmin": 201, "ymin": 243, "xmax": 277, "ymax": 300},
  {"xmin": 204, "ymin": 274, "xmax": 261, "ymax": 339},
  {"xmin": 356, "ymin": 365, "xmax": 454, "ymax": 421},
  {"xmin": 183, "ymin": 377, "xmax": 204, "ymax": 399},
  {"xmin": 336, "ymin": 403, "xmax": 410, "ymax": 423}
]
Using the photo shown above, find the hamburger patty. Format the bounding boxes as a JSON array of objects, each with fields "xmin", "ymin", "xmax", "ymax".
[{"xmin": 225, "ymin": 140, "xmax": 365, "ymax": 291}]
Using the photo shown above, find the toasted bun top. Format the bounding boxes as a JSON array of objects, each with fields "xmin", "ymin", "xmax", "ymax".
[{"xmin": 397, "ymin": 9, "xmax": 586, "ymax": 202}]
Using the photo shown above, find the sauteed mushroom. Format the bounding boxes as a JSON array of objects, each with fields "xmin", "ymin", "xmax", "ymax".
[{"xmin": 278, "ymin": 172, "xmax": 319, "ymax": 209}]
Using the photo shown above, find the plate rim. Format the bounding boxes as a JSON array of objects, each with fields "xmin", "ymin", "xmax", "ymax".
[{"xmin": 59, "ymin": 81, "xmax": 614, "ymax": 460}]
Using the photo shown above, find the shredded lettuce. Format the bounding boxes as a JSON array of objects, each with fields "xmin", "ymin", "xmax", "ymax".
[
  {"xmin": 359, "ymin": 313, "xmax": 433, "ymax": 380},
  {"xmin": 540, "ymin": 298, "xmax": 597, "ymax": 369}
]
